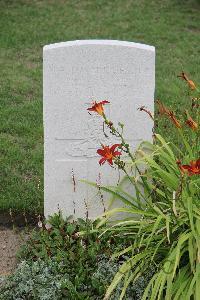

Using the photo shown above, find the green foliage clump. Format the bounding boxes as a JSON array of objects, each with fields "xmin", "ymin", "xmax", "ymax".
[
  {"xmin": 17, "ymin": 214, "xmax": 122, "ymax": 299},
  {"xmin": 0, "ymin": 214, "xmax": 154, "ymax": 299},
  {"xmin": 86, "ymin": 79, "xmax": 200, "ymax": 299}
]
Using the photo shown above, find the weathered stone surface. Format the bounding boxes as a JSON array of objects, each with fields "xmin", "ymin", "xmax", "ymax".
[{"xmin": 43, "ymin": 40, "xmax": 155, "ymax": 219}]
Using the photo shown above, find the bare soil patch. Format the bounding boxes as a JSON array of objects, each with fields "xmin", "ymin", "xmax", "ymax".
[
  {"xmin": 0, "ymin": 228, "xmax": 26, "ymax": 276},
  {"xmin": 0, "ymin": 211, "xmax": 41, "ymax": 227},
  {"xmin": 0, "ymin": 212, "xmax": 41, "ymax": 277}
]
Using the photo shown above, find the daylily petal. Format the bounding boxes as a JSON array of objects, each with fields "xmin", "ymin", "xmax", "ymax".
[
  {"xmin": 196, "ymin": 159, "xmax": 200, "ymax": 168},
  {"xmin": 107, "ymin": 158, "xmax": 113, "ymax": 165},
  {"xmin": 99, "ymin": 157, "xmax": 106, "ymax": 165},
  {"xmin": 97, "ymin": 149, "xmax": 106, "ymax": 156},
  {"xmin": 181, "ymin": 165, "xmax": 191, "ymax": 170},
  {"xmin": 110, "ymin": 144, "xmax": 121, "ymax": 153},
  {"xmin": 100, "ymin": 100, "xmax": 110, "ymax": 105},
  {"xmin": 113, "ymin": 151, "xmax": 122, "ymax": 156}
]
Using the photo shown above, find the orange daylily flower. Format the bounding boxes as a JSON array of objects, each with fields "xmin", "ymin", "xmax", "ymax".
[
  {"xmin": 185, "ymin": 110, "xmax": 198, "ymax": 131},
  {"xmin": 138, "ymin": 106, "xmax": 154, "ymax": 120},
  {"xmin": 87, "ymin": 100, "xmax": 110, "ymax": 116},
  {"xmin": 177, "ymin": 159, "xmax": 200, "ymax": 176},
  {"xmin": 97, "ymin": 144, "xmax": 122, "ymax": 165},
  {"xmin": 177, "ymin": 72, "xmax": 196, "ymax": 90}
]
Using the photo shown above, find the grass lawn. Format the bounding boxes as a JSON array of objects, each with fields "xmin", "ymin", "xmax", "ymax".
[{"xmin": 0, "ymin": 0, "xmax": 199, "ymax": 213}]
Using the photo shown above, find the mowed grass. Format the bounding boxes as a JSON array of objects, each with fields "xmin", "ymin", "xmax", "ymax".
[{"xmin": 0, "ymin": 0, "xmax": 200, "ymax": 213}]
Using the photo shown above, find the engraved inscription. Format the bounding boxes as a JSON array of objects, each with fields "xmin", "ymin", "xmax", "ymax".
[{"xmin": 55, "ymin": 103, "xmax": 118, "ymax": 158}]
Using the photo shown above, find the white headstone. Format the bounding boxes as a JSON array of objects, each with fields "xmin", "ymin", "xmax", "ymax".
[{"xmin": 43, "ymin": 40, "xmax": 155, "ymax": 219}]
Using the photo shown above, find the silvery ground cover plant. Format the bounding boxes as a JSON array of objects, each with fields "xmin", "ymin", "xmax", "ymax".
[{"xmin": 1, "ymin": 72, "xmax": 199, "ymax": 299}]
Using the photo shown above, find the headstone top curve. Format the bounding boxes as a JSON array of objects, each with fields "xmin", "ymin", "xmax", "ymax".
[{"xmin": 43, "ymin": 39, "xmax": 155, "ymax": 52}]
